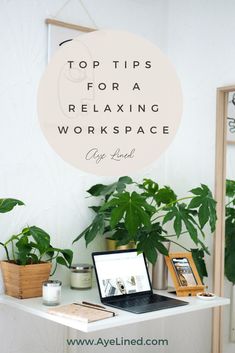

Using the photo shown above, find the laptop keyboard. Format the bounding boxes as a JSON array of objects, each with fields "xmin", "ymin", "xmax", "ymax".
[{"xmin": 109, "ymin": 294, "xmax": 169, "ymax": 308}]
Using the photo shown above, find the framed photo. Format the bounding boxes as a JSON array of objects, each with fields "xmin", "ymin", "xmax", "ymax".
[
  {"xmin": 227, "ymin": 91, "xmax": 235, "ymax": 144},
  {"xmin": 165, "ymin": 252, "xmax": 205, "ymax": 296},
  {"xmin": 45, "ymin": 18, "xmax": 95, "ymax": 62}
]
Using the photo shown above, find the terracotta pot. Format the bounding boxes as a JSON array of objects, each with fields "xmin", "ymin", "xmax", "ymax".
[{"xmin": 0, "ymin": 261, "xmax": 51, "ymax": 299}]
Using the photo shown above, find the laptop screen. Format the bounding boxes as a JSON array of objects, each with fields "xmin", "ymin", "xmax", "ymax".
[{"xmin": 93, "ymin": 250, "xmax": 151, "ymax": 299}]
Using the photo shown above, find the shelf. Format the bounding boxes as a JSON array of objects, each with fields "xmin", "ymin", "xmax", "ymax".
[{"xmin": 0, "ymin": 287, "xmax": 230, "ymax": 333}]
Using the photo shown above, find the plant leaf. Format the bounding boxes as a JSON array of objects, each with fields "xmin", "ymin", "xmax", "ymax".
[
  {"xmin": 29, "ymin": 226, "xmax": 51, "ymax": 254},
  {"xmin": 155, "ymin": 241, "xmax": 169, "ymax": 256},
  {"xmin": 226, "ymin": 179, "xmax": 235, "ymax": 198},
  {"xmin": 137, "ymin": 241, "xmax": 157, "ymax": 264},
  {"xmin": 0, "ymin": 198, "xmax": 24, "ymax": 213},
  {"xmin": 56, "ymin": 256, "xmax": 68, "ymax": 267},
  {"xmin": 84, "ymin": 213, "xmax": 105, "ymax": 246},
  {"xmin": 154, "ymin": 186, "xmax": 177, "ymax": 206},
  {"xmin": 191, "ymin": 248, "xmax": 208, "ymax": 283},
  {"xmin": 138, "ymin": 179, "xmax": 159, "ymax": 198},
  {"xmin": 87, "ymin": 176, "xmax": 133, "ymax": 198},
  {"xmin": 110, "ymin": 205, "xmax": 126, "ymax": 229},
  {"xmin": 189, "ymin": 184, "xmax": 217, "ymax": 232},
  {"xmin": 59, "ymin": 249, "xmax": 73, "ymax": 266}
]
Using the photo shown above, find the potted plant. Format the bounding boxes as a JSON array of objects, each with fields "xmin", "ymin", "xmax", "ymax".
[
  {"xmin": 0, "ymin": 221, "xmax": 73, "ymax": 299},
  {"xmin": 73, "ymin": 176, "xmax": 217, "ymax": 281}
]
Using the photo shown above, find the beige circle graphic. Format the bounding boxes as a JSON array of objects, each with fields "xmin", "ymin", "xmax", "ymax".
[{"xmin": 38, "ymin": 30, "xmax": 182, "ymax": 176}]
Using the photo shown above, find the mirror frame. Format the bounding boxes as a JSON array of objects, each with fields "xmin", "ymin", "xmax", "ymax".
[{"xmin": 212, "ymin": 85, "xmax": 235, "ymax": 353}]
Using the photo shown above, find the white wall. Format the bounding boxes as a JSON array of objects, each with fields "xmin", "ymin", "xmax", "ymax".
[
  {"xmin": 166, "ymin": 1, "xmax": 235, "ymax": 352},
  {"xmin": 0, "ymin": 0, "xmax": 234, "ymax": 352},
  {"xmin": 0, "ymin": 0, "xmax": 168, "ymax": 288},
  {"xmin": 0, "ymin": 1, "xmax": 169, "ymax": 353}
]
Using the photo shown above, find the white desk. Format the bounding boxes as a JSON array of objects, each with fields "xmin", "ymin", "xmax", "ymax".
[{"xmin": 0, "ymin": 287, "xmax": 230, "ymax": 333}]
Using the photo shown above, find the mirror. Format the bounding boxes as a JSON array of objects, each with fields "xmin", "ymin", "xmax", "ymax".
[{"xmin": 214, "ymin": 86, "xmax": 235, "ymax": 353}]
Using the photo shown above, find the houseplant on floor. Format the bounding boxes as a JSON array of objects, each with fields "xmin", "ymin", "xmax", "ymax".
[
  {"xmin": 0, "ymin": 200, "xmax": 73, "ymax": 299},
  {"xmin": 73, "ymin": 176, "xmax": 217, "ymax": 283}
]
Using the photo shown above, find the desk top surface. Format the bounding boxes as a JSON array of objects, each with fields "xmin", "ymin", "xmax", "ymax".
[{"xmin": 0, "ymin": 287, "xmax": 230, "ymax": 333}]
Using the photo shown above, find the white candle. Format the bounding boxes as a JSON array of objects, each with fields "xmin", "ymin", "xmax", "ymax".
[{"xmin": 42, "ymin": 280, "xmax": 62, "ymax": 306}]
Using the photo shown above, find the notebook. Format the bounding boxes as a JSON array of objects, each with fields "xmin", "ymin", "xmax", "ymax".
[{"xmin": 48, "ymin": 303, "xmax": 116, "ymax": 323}]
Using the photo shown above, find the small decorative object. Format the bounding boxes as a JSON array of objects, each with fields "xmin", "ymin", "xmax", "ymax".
[
  {"xmin": 73, "ymin": 177, "xmax": 217, "ymax": 283},
  {"xmin": 0, "ymin": 224, "xmax": 73, "ymax": 299},
  {"xmin": 43, "ymin": 280, "xmax": 62, "ymax": 306},
  {"xmin": 227, "ymin": 91, "xmax": 235, "ymax": 143},
  {"xmin": 70, "ymin": 264, "xmax": 93, "ymax": 289},
  {"xmin": 165, "ymin": 252, "xmax": 205, "ymax": 297},
  {"xmin": 196, "ymin": 292, "xmax": 216, "ymax": 300}
]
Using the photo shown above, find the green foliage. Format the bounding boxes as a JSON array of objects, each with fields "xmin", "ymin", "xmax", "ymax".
[
  {"xmin": 73, "ymin": 177, "xmax": 217, "ymax": 281},
  {"xmin": 225, "ymin": 179, "xmax": 235, "ymax": 284},
  {"xmin": 226, "ymin": 179, "xmax": 235, "ymax": 198},
  {"xmin": 189, "ymin": 184, "xmax": 217, "ymax": 232},
  {"xmin": 0, "ymin": 198, "xmax": 24, "ymax": 213},
  {"xmin": 191, "ymin": 248, "xmax": 208, "ymax": 281},
  {"xmin": 87, "ymin": 176, "xmax": 133, "ymax": 200},
  {"xmin": 101, "ymin": 191, "xmax": 155, "ymax": 236},
  {"xmin": 0, "ymin": 226, "xmax": 73, "ymax": 271}
]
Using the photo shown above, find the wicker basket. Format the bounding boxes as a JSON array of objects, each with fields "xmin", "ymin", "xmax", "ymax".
[{"xmin": 0, "ymin": 261, "xmax": 52, "ymax": 299}]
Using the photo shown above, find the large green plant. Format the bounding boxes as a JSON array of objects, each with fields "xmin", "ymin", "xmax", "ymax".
[
  {"xmin": 73, "ymin": 177, "xmax": 217, "ymax": 281},
  {"xmin": 225, "ymin": 179, "xmax": 235, "ymax": 284}
]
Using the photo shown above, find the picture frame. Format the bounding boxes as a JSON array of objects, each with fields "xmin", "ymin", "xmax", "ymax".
[
  {"xmin": 227, "ymin": 91, "xmax": 235, "ymax": 144},
  {"xmin": 45, "ymin": 18, "xmax": 95, "ymax": 62},
  {"xmin": 165, "ymin": 252, "xmax": 205, "ymax": 296}
]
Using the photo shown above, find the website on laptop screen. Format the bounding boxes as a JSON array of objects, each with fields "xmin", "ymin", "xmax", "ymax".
[{"xmin": 93, "ymin": 251, "xmax": 151, "ymax": 298}]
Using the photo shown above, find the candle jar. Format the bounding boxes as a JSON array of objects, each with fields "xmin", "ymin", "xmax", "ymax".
[
  {"xmin": 70, "ymin": 264, "xmax": 93, "ymax": 289},
  {"xmin": 42, "ymin": 280, "xmax": 62, "ymax": 306}
]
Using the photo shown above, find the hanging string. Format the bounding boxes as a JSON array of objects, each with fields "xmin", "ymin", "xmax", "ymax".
[
  {"xmin": 51, "ymin": 0, "xmax": 98, "ymax": 29},
  {"xmin": 78, "ymin": 0, "xmax": 98, "ymax": 29},
  {"xmin": 53, "ymin": 0, "xmax": 73, "ymax": 19}
]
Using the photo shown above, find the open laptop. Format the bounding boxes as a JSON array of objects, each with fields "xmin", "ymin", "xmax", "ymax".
[{"xmin": 92, "ymin": 249, "xmax": 188, "ymax": 314}]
